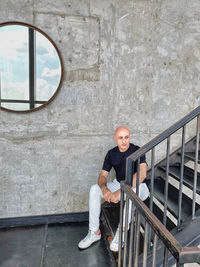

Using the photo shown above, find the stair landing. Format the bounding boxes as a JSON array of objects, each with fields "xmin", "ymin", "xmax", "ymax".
[{"xmin": 0, "ymin": 222, "xmax": 113, "ymax": 267}]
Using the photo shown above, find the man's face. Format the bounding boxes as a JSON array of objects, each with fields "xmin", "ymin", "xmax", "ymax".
[{"xmin": 114, "ymin": 128, "xmax": 130, "ymax": 152}]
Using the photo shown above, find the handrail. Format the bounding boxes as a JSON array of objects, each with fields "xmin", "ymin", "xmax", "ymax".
[
  {"xmin": 121, "ymin": 182, "xmax": 182, "ymax": 256},
  {"xmin": 119, "ymin": 181, "xmax": 200, "ymax": 266},
  {"xmin": 127, "ymin": 105, "xmax": 200, "ymax": 163}
]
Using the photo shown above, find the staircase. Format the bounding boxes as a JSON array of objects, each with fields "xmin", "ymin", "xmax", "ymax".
[{"xmin": 100, "ymin": 106, "xmax": 200, "ymax": 266}]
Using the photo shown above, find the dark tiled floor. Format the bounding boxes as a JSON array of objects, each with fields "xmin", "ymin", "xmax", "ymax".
[{"xmin": 0, "ymin": 222, "xmax": 112, "ymax": 267}]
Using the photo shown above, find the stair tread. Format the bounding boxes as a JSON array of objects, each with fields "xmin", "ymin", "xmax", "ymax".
[
  {"xmin": 144, "ymin": 198, "xmax": 176, "ymax": 231},
  {"xmin": 184, "ymin": 151, "xmax": 200, "ymax": 163},
  {"xmin": 153, "ymin": 177, "xmax": 199, "ymax": 220},
  {"xmin": 159, "ymin": 164, "xmax": 200, "ymax": 194}
]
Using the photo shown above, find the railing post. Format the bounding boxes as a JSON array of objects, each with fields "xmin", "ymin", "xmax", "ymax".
[
  {"xmin": 133, "ymin": 211, "xmax": 141, "ymax": 267},
  {"xmin": 178, "ymin": 126, "xmax": 185, "ymax": 229},
  {"xmin": 126, "ymin": 157, "xmax": 133, "ymax": 186},
  {"xmin": 192, "ymin": 115, "xmax": 200, "ymax": 219},
  {"xmin": 128, "ymin": 202, "xmax": 135, "ymax": 267},
  {"xmin": 152, "ymin": 234, "xmax": 158, "ymax": 267},
  {"xmin": 163, "ymin": 247, "xmax": 169, "ymax": 267},
  {"xmin": 118, "ymin": 188, "xmax": 124, "ymax": 267},
  {"xmin": 136, "ymin": 158, "xmax": 140, "ymax": 196},
  {"xmin": 123, "ymin": 196, "xmax": 130, "ymax": 267},
  {"xmin": 142, "ymin": 222, "xmax": 149, "ymax": 267},
  {"xmin": 163, "ymin": 136, "xmax": 170, "ymax": 226},
  {"xmin": 150, "ymin": 147, "xmax": 155, "ymax": 212}
]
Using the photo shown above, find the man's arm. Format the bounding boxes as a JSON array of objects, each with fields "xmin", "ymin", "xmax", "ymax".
[
  {"xmin": 98, "ymin": 170, "xmax": 113, "ymax": 202},
  {"xmin": 98, "ymin": 170, "xmax": 121, "ymax": 203},
  {"xmin": 132, "ymin": 162, "xmax": 147, "ymax": 188}
]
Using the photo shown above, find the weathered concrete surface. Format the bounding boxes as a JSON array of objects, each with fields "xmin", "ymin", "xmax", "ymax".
[{"xmin": 0, "ymin": 0, "xmax": 200, "ymax": 217}]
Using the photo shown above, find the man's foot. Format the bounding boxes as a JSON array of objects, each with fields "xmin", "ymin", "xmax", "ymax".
[
  {"xmin": 110, "ymin": 227, "xmax": 124, "ymax": 252},
  {"xmin": 78, "ymin": 230, "xmax": 101, "ymax": 249}
]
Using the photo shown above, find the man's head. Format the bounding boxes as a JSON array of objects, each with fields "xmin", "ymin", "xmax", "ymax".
[{"xmin": 114, "ymin": 126, "xmax": 130, "ymax": 152}]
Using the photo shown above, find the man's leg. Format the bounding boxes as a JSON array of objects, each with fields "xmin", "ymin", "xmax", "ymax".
[
  {"xmin": 78, "ymin": 180, "xmax": 119, "ymax": 249},
  {"xmin": 110, "ymin": 182, "xmax": 149, "ymax": 252},
  {"xmin": 78, "ymin": 184, "xmax": 102, "ymax": 249}
]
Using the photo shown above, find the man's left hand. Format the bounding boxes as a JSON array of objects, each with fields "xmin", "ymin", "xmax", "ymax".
[{"xmin": 109, "ymin": 190, "xmax": 121, "ymax": 203}]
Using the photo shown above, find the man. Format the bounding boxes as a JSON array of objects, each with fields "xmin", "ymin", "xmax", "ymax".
[{"xmin": 78, "ymin": 126, "xmax": 149, "ymax": 251}]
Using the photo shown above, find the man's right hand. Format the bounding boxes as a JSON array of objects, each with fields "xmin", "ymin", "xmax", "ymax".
[{"xmin": 102, "ymin": 186, "xmax": 112, "ymax": 202}]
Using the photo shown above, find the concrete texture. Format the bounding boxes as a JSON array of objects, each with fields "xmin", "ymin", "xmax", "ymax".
[{"xmin": 0, "ymin": 0, "xmax": 200, "ymax": 217}]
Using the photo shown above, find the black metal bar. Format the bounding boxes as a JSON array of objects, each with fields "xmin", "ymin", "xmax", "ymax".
[
  {"xmin": 163, "ymin": 137, "xmax": 170, "ymax": 227},
  {"xmin": 134, "ymin": 211, "xmax": 141, "ymax": 267},
  {"xmin": 142, "ymin": 221, "xmax": 149, "ymax": 267},
  {"xmin": 127, "ymin": 106, "xmax": 200, "ymax": 163},
  {"xmin": 192, "ymin": 115, "xmax": 200, "ymax": 219},
  {"xmin": 118, "ymin": 189, "xmax": 124, "ymax": 267},
  {"xmin": 152, "ymin": 233, "xmax": 158, "ymax": 267},
  {"xmin": 0, "ymin": 99, "xmax": 45, "ymax": 104},
  {"xmin": 29, "ymin": 28, "xmax": 35, "ymax": 110},
  {"xmin": 163, "ymin": 247, "xmax": 169, "ymax": 267},
  {"xmin": 178, "ymin": 126, "xmax": 185, "ymax": 229},
  {"xmin": 123, "ymin": 195, "xmax": 129, "ymax": 267},
  {"xmin": 150, "ymin": 148, "xmax": 155, "ymax": 212},
  {"xmin": 136, "ymin": 158, "xmax": 140, "ymax": 196},
  {"xmin": 128, "ymin": 202, "xmax": 135, "ymax": 267},
  {"xmin": 125, "ymin": 157, "xmax": 133, "ymax": 186}
]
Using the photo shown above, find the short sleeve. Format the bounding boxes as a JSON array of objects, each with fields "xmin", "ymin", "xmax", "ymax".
[
  {"xmin": 140, "ymin": 153, "xmax": 146, "ymax": 164},
  {"xmin": 102, "ymin": 151, "xmax": 112, "ymax": 172}
]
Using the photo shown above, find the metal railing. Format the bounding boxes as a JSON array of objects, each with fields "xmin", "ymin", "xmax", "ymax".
[
  {"xmin": 118, "ymin": 181, "xmax": 200, "ymax": 267},
  {"xmin": 118, "ymin": 105, "xmax": 200, "ymax": 266}
]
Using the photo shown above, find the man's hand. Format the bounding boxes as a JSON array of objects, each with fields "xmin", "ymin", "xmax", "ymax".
[
  {"xmin": 102, "ymin": 186, "xmax": 112, "ymax": 202},
  {"xmin": 109, "ymin": 190, "xmax": 121, "ymax": 203}
]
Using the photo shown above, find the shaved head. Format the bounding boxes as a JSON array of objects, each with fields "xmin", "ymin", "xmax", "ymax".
[
  {"xmin": 114, "ymin": 126, "xmax": 130, "ymax": 152},
  {"xmin": 114, "ymin": 126, "xmax": 130, "ymax": 138}
]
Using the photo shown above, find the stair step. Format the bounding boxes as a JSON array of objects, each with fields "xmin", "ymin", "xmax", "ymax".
[
  {"xmin": 144, "ymin": 198, "xmax": 176, "ymax": 231},
  {"xmin": 159, "ymin": 164, "xmax": 200, "ymax": 194},
  {"xmin": 153, "ymin": 177, "xmax": 200, "ymax": 221},
  {"xmin": 183, "ymin": 151, "xmax": 200, "ymax": 163}
]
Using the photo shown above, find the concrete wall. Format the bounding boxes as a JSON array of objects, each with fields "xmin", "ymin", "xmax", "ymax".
[{"xmin": 0, "ymin": 0, "xmax": 200, "ymax": 218}]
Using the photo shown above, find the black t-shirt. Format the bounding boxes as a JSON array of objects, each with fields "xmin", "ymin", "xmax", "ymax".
[{"xmin": 102, "ymin": 143, "xmax": 146, "ymax": 182}]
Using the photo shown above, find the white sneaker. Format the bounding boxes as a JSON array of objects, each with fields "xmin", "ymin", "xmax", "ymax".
[
  {"xmin": 110, "ymin": 227, "xmax": 124, "ymax": 252},
  {"xmin": 78, "ymin": 230, "xmax": 101, "ymax": 249}
]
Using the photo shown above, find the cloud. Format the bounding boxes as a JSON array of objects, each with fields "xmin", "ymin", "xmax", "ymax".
[
  {"xmin": 36, "ymin": 78, "xmax": 58, "ymax": 101},
  {"xmin": 41, "ymin": 67, "xmax": 61, "ymax": 78},
  {"xmin": 0, "ymin": 27, "xmax": 28, "ymax": 61}
]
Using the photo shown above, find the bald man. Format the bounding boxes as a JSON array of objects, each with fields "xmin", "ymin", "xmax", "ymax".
[{"xmin": 78, "ymin": 126, "xmax": 149, "ymax": 251}]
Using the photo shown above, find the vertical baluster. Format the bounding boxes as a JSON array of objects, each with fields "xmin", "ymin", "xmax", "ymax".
[
  {"xmin": 163, "ymin": 247, "xmax": 169, "ymax": 267},
  {"xmin": 152, "ymin": 234, "xmax": 158, "ymax": 267},
  {"xmin": 150, "ymin": 148, "xmax": 155, "ymax": 212},
  {"xmin": 192, "ymin": 115, "xmax": 200, "ymax": 219},
  {"xmin": 142, "ymin": 222, "xmax": 149, "ymax": 267},
  {"xmin": 128, "ymin": 202, "xmax": 136, "ymax": 267},
  {"xmin": 123, "ymin": 196, "xmax": 130, "ymax": 267},
  {"xmin": 149, "ymin": 148, "xmax": 155, "ymax": 250},
  {"xmin": 126, "ymin": 157, "xmax": 133, "ymax": 186},
  {"xmin": 118, "ymin": 188, "xmax": 125, "ymax": 267},
  {"xmin": 178, "ymin": 126, "xmax": 185, "ymax": 229},
  {"xmin": 136, "ymin": 158, "xmax": 140, "ymax": 196},
  {"xmin": 134, "ymin": 211, "xmax": 141, "ymax": 267},
  {"xmin": 163, "ymin": 137, "xmax": 170, "ymax": 227}
]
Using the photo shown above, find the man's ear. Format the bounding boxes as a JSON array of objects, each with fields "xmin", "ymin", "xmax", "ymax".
[{"xmin": 113, "ymin": 134, "xmax": 117, "ymax": 142}]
